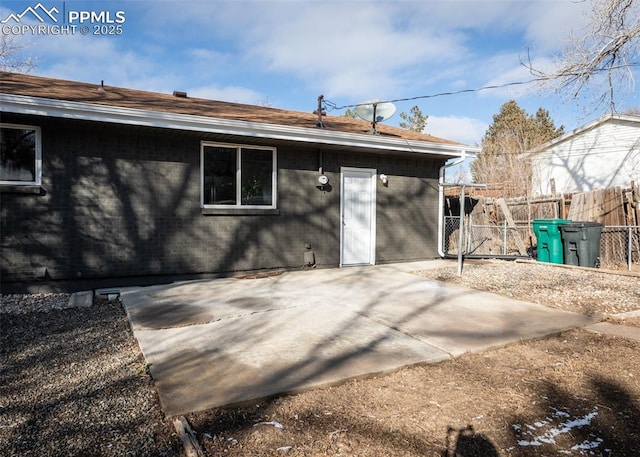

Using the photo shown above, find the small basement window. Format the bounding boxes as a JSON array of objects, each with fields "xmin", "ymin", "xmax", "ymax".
[
  {"xmin": 201, "ymin": 142, "xmax": 277, "ymax": 209},
  {"xmin": 0, "ymin": 123, "xmax": 41, "ymax": 186}
]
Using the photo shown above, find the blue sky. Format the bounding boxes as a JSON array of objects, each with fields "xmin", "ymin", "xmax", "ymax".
[{"xmin": 2, "ymin": 0, "xmax": 639, "ymax": 147}]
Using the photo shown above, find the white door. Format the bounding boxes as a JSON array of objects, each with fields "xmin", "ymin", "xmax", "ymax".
[{"xmin": 341, "ymin": 167, "xmax": 376, "ymax": 266}]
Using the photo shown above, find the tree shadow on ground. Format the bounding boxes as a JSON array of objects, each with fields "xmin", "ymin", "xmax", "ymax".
[
  {"xmin": 180, "ymin": 279, "xmax": 515, "ymax": 456},
  {"xmin": 189, "ymin": 399, "xmax": 504, "ymax": 456},
  {"xmin": 0, "ymin": 303, "xmax": 183, "ymax": 457},
  {"xmin": 509, "ymin": 374, "xmax": 640, "ymax": 455},
  {"xmin": 184, "ymin": 327, "xmax": 640, "ymax": 456}
]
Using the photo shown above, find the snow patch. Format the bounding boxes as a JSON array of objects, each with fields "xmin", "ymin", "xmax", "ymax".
[{"xmin": 513, "ymin": 406, "xmax": 603, "ymax": 454}]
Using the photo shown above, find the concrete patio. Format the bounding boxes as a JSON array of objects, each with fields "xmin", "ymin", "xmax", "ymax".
[{"xmin": 120, "ymin": 261, "xmax": 595, "ymax": 417}]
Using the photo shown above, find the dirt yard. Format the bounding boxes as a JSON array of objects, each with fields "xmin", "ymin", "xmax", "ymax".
[
  {"xmin": 188, "ymin": 330, "xmax": 640, "ymax": 456},
  {"xmin": 2, "ymin": 260, "xmax": 640, "ymax": 456}
]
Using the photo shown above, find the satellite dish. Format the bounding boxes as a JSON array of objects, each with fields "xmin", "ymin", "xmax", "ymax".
[
  {"xmin": 354, "ymin": 99, "xmax": 396, "ymax": 134},
  {"xmin": 354, "ymin": 99, "xmax": 397, "ymax": 122}
]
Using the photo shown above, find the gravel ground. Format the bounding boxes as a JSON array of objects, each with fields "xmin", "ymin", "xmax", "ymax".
[
  {"xmin": 416, "ymin": 259, "xmax": 640, "ymax": 319},
  {"xmin": 1, "ymin": 293, "xmax": 74, "ymax": 314},
  {"xmin": 0, "ymin": 296, "xmax": 183, "ymax": 457},
  {"xmin": 2, "ymin": 260, "xmax": 640, "ymax": 456}
]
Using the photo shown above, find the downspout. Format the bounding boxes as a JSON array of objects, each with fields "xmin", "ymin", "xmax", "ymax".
[{"xmin": 437, "ymin": 151, "xmax": 467, "ymax": 257}]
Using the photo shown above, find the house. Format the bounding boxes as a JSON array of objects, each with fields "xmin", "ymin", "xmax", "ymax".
[
  {"xmin": 533, "ymin": 114, "xmax": 640, "ymax": 196},
  {"xmin": 0, "ymin": 72, "xmax": 474, "ymax": 289}
]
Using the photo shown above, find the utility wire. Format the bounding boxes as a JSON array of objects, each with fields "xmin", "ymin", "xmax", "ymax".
[
  {"xmin": 324, "ymin": 61, "xmax": 640, "ymax": 111},
  {"xmin": 323, "ymin": 78, "xmax": 549, "ymax": 111},
  {"xmin": 323, "ymin": 65, "xmax": 640, "ymax": 157}
]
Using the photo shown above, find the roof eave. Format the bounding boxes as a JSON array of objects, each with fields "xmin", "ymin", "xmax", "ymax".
[
  {"xmin": 0, "ymin": 93, "xmax": 476, "ymax": 158},
  {"xmin": 531, "ymin": 112, "xmax": 640, "ymax": 153}
]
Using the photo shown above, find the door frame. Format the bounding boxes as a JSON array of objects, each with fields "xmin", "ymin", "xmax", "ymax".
[{"xmin": 340, "ymin": 167, "xmax": 377, "ymax": 267}]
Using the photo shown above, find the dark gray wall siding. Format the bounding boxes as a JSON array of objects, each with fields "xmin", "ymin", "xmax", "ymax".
[{"xmin": 1, "ymin": 114, "xmax": 443, "ymax": 284}]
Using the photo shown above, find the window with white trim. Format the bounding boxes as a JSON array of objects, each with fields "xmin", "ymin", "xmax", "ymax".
[
  {"xmin": 0, "ymin": 123, "xmax": 41, "ymax": 186},
  {"xmin": 201, "ymin": 142, "xmax": 277, "ymax": 208}
]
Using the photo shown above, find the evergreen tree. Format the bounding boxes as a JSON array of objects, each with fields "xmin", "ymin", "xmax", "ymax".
[
  {"xmin": 398, "ymin": 105, "xmax": 428, "ymax": 132},
  {"xmin": 471, "ymin": 100, "xmax": 563, "ymax": 197},
  {"xmin": 343, "ymin": 108, "xmax": 357, "ymax": 118}
]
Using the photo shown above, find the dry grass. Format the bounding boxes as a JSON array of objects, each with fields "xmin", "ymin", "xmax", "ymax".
[{"xmin": 188, "ymin": 330, "xmax": 640, "ymax": 456}]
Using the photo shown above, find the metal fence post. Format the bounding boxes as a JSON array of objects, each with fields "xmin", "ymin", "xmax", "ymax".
[
  {"xmin": 503, "ymin": 220, "xmax": 508, "ymax": 255},
  {"xmin": 629, "ymin": 226, "xmax": 633, "ymax": 272},
  {"xmin": 457, "ymin": 186, "xmax": 465, "ymax": 277}
]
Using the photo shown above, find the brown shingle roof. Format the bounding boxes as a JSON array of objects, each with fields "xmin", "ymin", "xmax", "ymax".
[{"xmin": 0, "ymin": 71, "xmax": 459, "ymax": 145}]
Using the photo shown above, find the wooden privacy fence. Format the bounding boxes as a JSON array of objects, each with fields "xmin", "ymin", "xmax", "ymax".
[
  {"xmin": 443, "ymin": 184, "xmax": 640, "ymax": 267},
  {"xmin": 567, "ymin": 187, "xmax": 638, "ymax": 226}
]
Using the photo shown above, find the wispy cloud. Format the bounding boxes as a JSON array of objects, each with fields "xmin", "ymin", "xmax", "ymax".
[
  {"xmin": 145, "ymin": 1, "xmax": 471, "ymax": 99},
  {"xmin": 235, "ymin": 2, "xmax": 469, "ymax": 98},
  {"xmin": 1, "ymin": 0, "xmax": 610, "ymax": 136},
  {"xmin": 33, "ymin": 34, "xmax": 169, "ymax": 90},
  {"xmin": 187, "ymin": 84, "xmax": 264, "ymax": 104},
  {"xmin": 523, "ymin": 0, "xmax": 592, "ymax": 53},
  {"xmin": 428, "ymin": 115, "xmax": 487, "ymax": 146}
]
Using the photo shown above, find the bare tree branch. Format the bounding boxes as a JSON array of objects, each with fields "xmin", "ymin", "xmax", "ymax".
[
  {"xmin": 0, "ymin": 34, "xmax": 35, "ymax": 73},
  {"xmin": 524, "ymin": 0, "xmax": 640, "ymax": 111}
]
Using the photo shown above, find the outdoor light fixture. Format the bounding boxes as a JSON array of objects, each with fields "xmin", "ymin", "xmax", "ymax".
[
  {"xmin": 379, "ymin": 174, "xmax": 388, "ymax": 185},
  {"xmin": 318, "ymin": 174, "xmax": 329, "ymax": 186}
]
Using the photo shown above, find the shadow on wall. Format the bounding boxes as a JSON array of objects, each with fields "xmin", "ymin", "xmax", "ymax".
[
  {"xmin": 2, "ymin": 126, "xmax": 447, "ymax": 287},
  {"xmin": 535, "ymin": 127, "xmax": 640, "ymax": 195},
  {"xmin": 375, "ymin": 163, "xmax": 444, "ymax": 261},
  {"xmin": 1, "ymin": 125, "xmax": 344, "ymax": 285}
]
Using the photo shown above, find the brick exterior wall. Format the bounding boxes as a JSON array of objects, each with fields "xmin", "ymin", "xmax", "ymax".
[{"xmin": 1, "ymin": 114, "xmax": 444, "ymax": 286}]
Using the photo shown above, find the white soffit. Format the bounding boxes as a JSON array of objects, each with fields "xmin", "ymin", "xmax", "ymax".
[{"xmin": 0, "ymin": 94, "xmax": 476, "ymax": 157}]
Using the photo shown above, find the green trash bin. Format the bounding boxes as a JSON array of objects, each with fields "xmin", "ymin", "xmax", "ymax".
[
  {"xmin": 559, "ymin": 222, "xmax": 603, "ymax": 268},
  {"xmin": 532, "ymin": 219, "xmax": 571, "ymax": 264}
]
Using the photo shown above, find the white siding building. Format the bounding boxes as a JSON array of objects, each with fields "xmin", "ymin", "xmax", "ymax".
[{"xmin": 533, "ymin": 114, "xmax": 640, "ymax": 196}]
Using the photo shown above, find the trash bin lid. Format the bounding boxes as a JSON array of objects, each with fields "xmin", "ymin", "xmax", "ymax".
[
  {"xmin": 560, "ymin": 221, "xmax": 603, "ymax": 228},
  {"xmin": 532, "ymin": 218, "xmax": 572, "ymax": 224}
]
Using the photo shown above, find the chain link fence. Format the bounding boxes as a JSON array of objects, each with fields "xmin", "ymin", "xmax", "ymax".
[
  {"xmin": 443, "ymin": 217, "xmax": 640, "ymax": 270},
  {"xmin": 600, "ymin": 226, "xmax": 640, "ymax": 270},
  {"xmin": 444, "ymin": 216, "xmax": 532, "ymax": 257}
]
